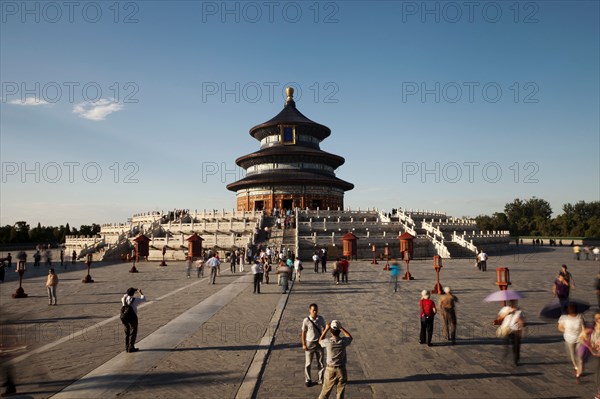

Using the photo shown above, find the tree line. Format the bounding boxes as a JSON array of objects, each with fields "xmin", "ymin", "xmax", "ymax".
[
  {"xmin": 0, "ymin": 222, "xmax": 101, "ymax": 245},
  {"xmin": 475, "ymin": 198, "xmax": 600, "ymax": 237}
]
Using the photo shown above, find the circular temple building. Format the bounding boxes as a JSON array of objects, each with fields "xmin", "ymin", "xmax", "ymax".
[{"xmin": 227, "ymin": 87, "xmax": 354, "ymax": 214}]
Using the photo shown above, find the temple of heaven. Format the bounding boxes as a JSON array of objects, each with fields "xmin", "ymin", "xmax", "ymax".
[{"xmin": 227, "ymin": 87, "xmax": 354, "ymax": 214}]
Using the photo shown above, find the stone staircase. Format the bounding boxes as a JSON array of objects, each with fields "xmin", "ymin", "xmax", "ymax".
[
  {"xmin": 281, "ymin": 228, "xmax": 296, "ymax": 252},
  {"xmin": 444, "ymin": 241, "xmax": 476, "ymax": 258}
]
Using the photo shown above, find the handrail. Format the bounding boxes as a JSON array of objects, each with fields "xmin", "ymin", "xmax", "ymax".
[{"xmin": 451, "ymin": 231, "xmax": 479, "ymax": 253}]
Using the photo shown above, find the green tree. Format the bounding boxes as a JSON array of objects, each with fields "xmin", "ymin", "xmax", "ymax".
[
  {"xmin": 476, "ymin": 212, "xmax": 509, "ymax": 232},
  {"xmin": 504, "ymin": 197, "xmax": 552, "ymax": 236},
  {"xmin": 0, "ymin": 225, "xmax": 11, "ymax": 244},
  {"xmin": 9, "ymin": 221, "xmax": 30, "ymax": 243}
]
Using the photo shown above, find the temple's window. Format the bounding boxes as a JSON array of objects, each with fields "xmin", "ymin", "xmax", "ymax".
[{"xmin": 280, "ymin": 125, "xmax": 296, "ymax": 145}]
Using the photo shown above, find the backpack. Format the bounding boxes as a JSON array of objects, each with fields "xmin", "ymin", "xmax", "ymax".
[{"xmin": 120, "ymin": 297, "xmax": 136, "ymax": 324}]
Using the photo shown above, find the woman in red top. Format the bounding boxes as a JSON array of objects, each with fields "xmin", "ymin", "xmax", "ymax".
[{"xmin": 420, "ymin": 290, "xmax": 437, "ymax": 346}]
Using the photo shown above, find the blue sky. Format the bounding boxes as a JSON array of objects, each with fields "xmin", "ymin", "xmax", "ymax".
[{"xmin": 1, "ymin": 1, "xmax": 598, "ymax": 227}]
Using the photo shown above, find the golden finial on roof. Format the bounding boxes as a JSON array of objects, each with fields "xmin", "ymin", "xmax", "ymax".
[{"xmin": 286, "ymin": 87, "xmax": 294, "ymax": 103}]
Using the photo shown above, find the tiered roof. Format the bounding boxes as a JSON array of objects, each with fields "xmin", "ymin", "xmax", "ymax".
[{"xmin": 226, "ymin": 87, "xmax": 353, "ymax": 193}]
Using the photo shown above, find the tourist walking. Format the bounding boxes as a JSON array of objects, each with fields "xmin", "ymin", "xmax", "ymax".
[
  {"xmin": 580, "ymin": 313, "xmax": 600, "ymax": 398},
  {"xmin": 277, "ymin": 260, "xmax": 291, "ymax": 294},
  {"xmin": 215, "ymin": 252, "xmax": 221, "ymax": 275},
  {"xmin": 496, "ymin": 300, "xmax": 525, "ymax": 366},
  {"xmin": 301, "ymin": 303, "xmax": 326, "ymax": 387},
  {"xmin": 389, "ymin": 259, "xmax": 400, "ymax": 292},
  {"xmin": 438, "ymin": 287, "xmax": 458, "ymax": 344},
  {"xmin": 340, "ymin": 257, "xmax": 349, "ymax": 283},
  {"xmin": 294, "ymin": 257, "xmax": 303, "ymax": 282},
  {"xmin": 332, "ymin": 259, "xmax": 340, "ymax": 284},
  {"xmin": 559, "ymin": 264, "xmax": 575, "ymax": 290},
  {"xmin": 185, "ymin": 257, "xmax": 192, "ymax": 278},
  {"xmin": 558, "ymin": 304, "xmax": 585, "ymax": 383},
  {"xmin": 574, "ymin": 245, "xmax": 581, "ymax": 260},
  {"xmin": 263, "ymin": 259, "xmax": 271, "ymax": 284},
  {"xmin": 239, "ymin": 249, "xmax": 245, "ymax": 272},
  {"xmin": 266, "ymin": 247, "xmax": 272, "ymax": 264},
  {"xmin": 313, "ymin": 252, "xmax": 320, "ymax": 273},
  {"xmin": 419, "ymin": 290, "xmax": 437, "ymax": 346},
  {"xmin": 206, "ymin": 254, "xmax": 220, "ymax": 284},
  {"xmin": 196, "ymin": 258, "xmax": 204, "ymax": 278},
  {"xmin": 318, "ymin": 320, "xmax": 353, "ymax": 399},
  {"xmin": 46, "ymin": 268, "xmax": 59, "ymax": 305},
  {"xmin": 60, "ymin": 250, "xmax": 64, "ymax": 267},
  {"xmin": 251, "ymin": 259, "xmax": 261, "ymax": 294},
  {"xmin": 230, "ymin": 251, "xmax": 237, "ymax": 273},
  {"xmin": 33, "ymin": 251, "xmax": 41, "ymax": 267},
  {"xmin": 45, "ymin": 250, "xmax": 52, "ymax": 267},
  {"xmin": 553, "ymin": 273, "xmax": 570, "ymax": 312},
  {"xmin": 477, "ymin": 249, "xmax": 488, "ymax": 272},
  {"xmin": 320, "ymin": 248, "xmax": 328, "ymax": 273},
  {"xmin": 72, "ymin": 250, "xmax": 77, "ymax": 264},
  {"xmin": 120, "ymin": 287, "xmax": 147, "ymax": 353}
]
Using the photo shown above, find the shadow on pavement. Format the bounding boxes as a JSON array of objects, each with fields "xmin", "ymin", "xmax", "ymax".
[{"xmin": 349, "ymin": 371, "xmax": 542, "ymax": 384}]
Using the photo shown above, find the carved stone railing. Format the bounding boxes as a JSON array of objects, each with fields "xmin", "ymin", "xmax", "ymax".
[
  {"xmin": 378, "ymin": 211, "xmax": 391, "ymax": 224},
  {"xmin": 422, "ymin": 221, "xmax": 450, "ymax": 257},
  {"xmin": 451, "ymin": 231, "xmax": 479, "ymax": 253}
]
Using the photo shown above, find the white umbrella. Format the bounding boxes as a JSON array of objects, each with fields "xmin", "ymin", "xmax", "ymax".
[{"xmin": 484, "ymin": 289, "xmax": 525, "ymax": 302}]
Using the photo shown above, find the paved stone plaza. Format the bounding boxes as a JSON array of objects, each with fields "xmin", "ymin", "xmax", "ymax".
[{"xmin": 1, "ymin": 245, "xmax": 599, "ymax": 398}]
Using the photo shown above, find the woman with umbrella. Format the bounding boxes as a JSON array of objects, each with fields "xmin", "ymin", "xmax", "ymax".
[
  {"xmin": 558, "ymin": 303, "xmax": 585, "ymax": 383},
  {"xmin": 496, "ymin": 300, "xmax": 525, "ymax": 366},
  {"xmin": 486, "ymin": 290, "xmax": 526, "ymax": 367}
]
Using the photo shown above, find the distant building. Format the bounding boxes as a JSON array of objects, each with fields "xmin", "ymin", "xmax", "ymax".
[{"xmin": 227, "ymin": 87, "xmax": 353, "ymax": 214}]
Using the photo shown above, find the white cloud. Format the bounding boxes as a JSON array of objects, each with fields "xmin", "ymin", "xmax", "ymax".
[
  {"xmin": 9, "ymin": 98, "xmax": 49, "ymax": 106},
  {"xmin": 72, "ymin": 99, "xmax": 124, "ymax": 121}
]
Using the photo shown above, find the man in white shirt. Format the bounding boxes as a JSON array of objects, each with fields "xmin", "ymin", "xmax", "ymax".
[
  {"xmin": 251, "ymin": 258, "xmax": 262, "ymax": 294},
  {"xmin": 301, "ymin": 303, "xmax": 326, "ymax": 387},
  {"xmin": 294, "ymin": 257, "xmax": 303, "ymax": 282},
  {"xmin": 121, "ymin": 287, "xmax": 147, "ymax": 353},
  {"xmin": 313, "ymin": 252, "xmax": 319, "ymax": 273},
  {"xmin": 205, "ymin": 255, "xmax": 220, "ymax": 284},
  {"xmin": 477, "ymin": 250, "xmax": 488, "ymax": 272}
]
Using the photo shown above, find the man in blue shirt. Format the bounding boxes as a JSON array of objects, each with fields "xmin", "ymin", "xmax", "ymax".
[{"xmin": 389, "ymin": 259, "xmax": 400, "ymax": 292}]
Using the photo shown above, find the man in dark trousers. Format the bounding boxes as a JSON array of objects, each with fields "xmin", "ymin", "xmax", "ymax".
[
  {"xmin": 301, "ymin": 303, "xmax": 326, "ymax": 387},
  {"xmin": 320, "ymin": 248, "xmax": 328, "ymax": 273},
  {"xmin": 438, "ymin": 286, "xmax": 458, "ymax": 344},
  {"xmin": 121, "ymin": 287, "xmax": 147, "ymax": 353},
  {"xmin": 419, "ymin": 290, "xmax": 437, "ymax": 346}
]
